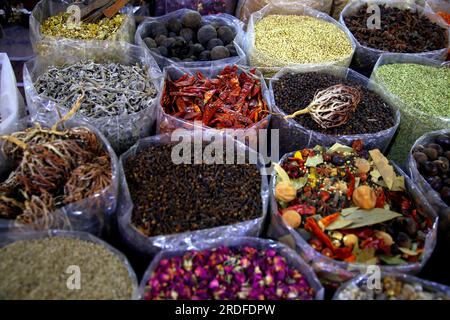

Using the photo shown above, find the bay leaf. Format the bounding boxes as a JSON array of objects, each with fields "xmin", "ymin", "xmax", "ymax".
[
  {"xmin": 274, "ymin": 163, "xmax": 290, "ymax": 183},
  {"xmin": 305, "ymin": 154, "xmax": 324, "ymax": 167},
  {"xmin": 369, "ymin": 149, "xmax": 395, "ymax": 189},
  {"xmin": 341, "ymin": 207, "xmax": 359, "ymax": 217},
  {"xmin": 398, "ymin": 247, "xmax": 419, "ymax": 256},
  {"xmin": 326, "ymin": 219, "xmax": 354, "ymax": 230},
  {"xmin": 342, "ymin": 208, "xmax": 402, "ymax": 229},
  {"xmin": 329, "ymin": 143, "xmax": 354, "ymax": 154},
  {"xmin": 291, "ymin": 177, "xmax": 308, "ymax": 190},
  {"xmin": 379, "ymin": 254, "xmax": 407, "ymax": 265},
  {"xmin": 391, "ymin": 176, "xmax": 405, "ymax": 191}
]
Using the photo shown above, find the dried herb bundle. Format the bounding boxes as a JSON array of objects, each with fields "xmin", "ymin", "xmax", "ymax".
[{"xmin": 0, "ymin": 99, "xmax": 112, "ymax": 229}]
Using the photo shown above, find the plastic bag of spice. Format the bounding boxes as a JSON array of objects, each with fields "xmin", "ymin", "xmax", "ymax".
[
  {"xmin": 139, "ymin": 236, "xmax": 324, "ymax": 300},
  {"xmin": 339, "ymin": 0, "xmax": 449, "ymax": 73},
  {"xmin": 117, "ymin": 132, "xmax": 269, "ymax": 257},
  {"xmin": 30, "ymin": 0, "xmax": 135, "ymax": 56},
  {"xmin": 408, "ymin": 129, "xmax": 450, "ymax": 246},
  {"xmin": 333, "ymin": 272, "xmax": 450, "ymax": 300},
  {"xmin": 0, "ymin": 53, "xmax": 22, "ymax": 136},
  {"xmin": 370, "ymin": 53, "xmax": 450, "ymax": 166},
  {"xmin": 154, "ymin": 0, "xmax": 238, "ymax": 16},
  {"xmin": 267, "ymin": 151, "xmax": 438, "ymax": 285},
  {"xmin": 135, "ymin": 9, "xmax": 246, "ymax": 69},
  {"xmin": 23, "ymin": 41, "xmax": 162, "ymax": 154},
  {"xmin": 269, "ymin": 65, "xmax": 401, "ymax": 157},
  {"xmin": 156, "ymin": 64, "xmax": 271, "ymax": 148},
  {"xmin": 235, "ymin": 0, "xmax": 333, "ymax": 24},
  {"xmin": 0, "ymin": 230, "xmax": 140, "ymax": 299},
  {"xmin": 244, "ymin": 3, "xmax": 356, "ymax": 76},
  {"xmin": 0, "ymin": 116, "xmax": 119, "ymax": 237}
]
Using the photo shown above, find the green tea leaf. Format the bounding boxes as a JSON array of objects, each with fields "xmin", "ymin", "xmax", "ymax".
[
  {"xmin": 342, "ymin": 208, "xmax": 402, "ymax": 229},
  {"xmin": 379, "ymin": 254, "xmax": 407, "ymax": 265},
  {"xmin": 291, "ymin": 177, "xmax": 308, "ymax": 190},
  {"xmin": 325, "ymin": 219, "xmax": 354, "ymax": 230},
  {"xmin": 305, "ymin": 154, "xmax": 323, "ymax": 167},
  {"xmin": 274, "ymin": 163, "xmax": 290, "ymax": 183},
  {"xmin": 329, "ymin": 143, "xmax": 354, "ymax": 154}
]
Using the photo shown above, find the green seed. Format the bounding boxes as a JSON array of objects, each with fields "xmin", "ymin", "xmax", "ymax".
[
  {"xmin": 251, "ymin": 15, "xmax": 353, "ymax": 70},
  {"xmin": 0, "ymin": 237, "xmax": 134, "ymax": 300}
]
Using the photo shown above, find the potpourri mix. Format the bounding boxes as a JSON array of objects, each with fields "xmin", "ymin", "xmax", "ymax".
[
  {"xmin": 274, "ymin": 141, "xmax": 434, "ymax": 265},
  {"xmin": 162, "ymin": 65, "xmax": 269, "ymax": 129},
  {"xmin": 144, "ymin": 246, "xmax": 316, "ymax": 300}
]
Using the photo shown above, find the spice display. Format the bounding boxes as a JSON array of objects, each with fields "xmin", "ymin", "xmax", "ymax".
[
  {"xmin": 344, "ymin": 5, "xmax": 448, "ymax": 53},
  {"xmin": 124, "ymin": 143, "xmax": 262, "ymax": 237},
  {"xmin": 161, "ymin": 65, "xmax": 269, "ymax": 129},
  {"xmin": 141, "ymin": 10, "xmax": 239, "ymax": 62},
  {"xmin": 144, "ymin": 246, "xmax": 315, "ymax": 300},
  {"xmin": 373, "ymin": 63, "xmax": 450, "ymax": 164},
  {"xmin": 273, "ymin": 141, "xmax": 434, "ymax": 265},
  {"xmin": 336, "ymin": 275, "xmax": 450, "ymax": 300},
  {"xmin": 250, "ymin": 15, "xmax": 353, "ymax": 69},
  {"xmin": 0, "ymin": 105, "xmax": 112, "ymax": 230},
  {"xmin": 155, "ymin": 0, "xmax": 237, "ymax": 16},
  {"xmin": 41, "ymin": 13, "xmax": 126, "ymax": 40},
  {"xmin": 412, "ymin": 133, "xmax": 450, "ymax": 206},
  {"xmin": 33, "ymin": 60, "xmax": 158, "ymax": 152},
  {"xmin": 0, "ymin": 236, "xmax": 134, "ymax": 299},
  {"xmin": 274, "ymin": 72, "xmax": 395, "ymax": 135}
]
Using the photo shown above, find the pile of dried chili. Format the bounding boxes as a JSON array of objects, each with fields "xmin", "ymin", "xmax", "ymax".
[
  {"xmin": 161, "ymin": 65, "xmax": 269, "ymax": 129},
  {"xmin": 273, "ymin": 141, "xmax": 434, "ymax": 265}
]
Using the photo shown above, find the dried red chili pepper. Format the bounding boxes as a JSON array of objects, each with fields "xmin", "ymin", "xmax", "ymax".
[
  {"xmin": 346, "ymin": 168, "xmax": 355, "ymax": 200},
  {"xmin": 286, "ymin": 204, "xmax": 316, "ymax": 215},
  {"xmin": 162, "ymin": 65, "xmax": 269, "ymax": 129},
  {"xmin": 375, "ymin": 188, "xmax": 386, "ymax": 208},
  {"xmin": 305, "ymin": 217, "xmax": 335, "ymax": 252}
]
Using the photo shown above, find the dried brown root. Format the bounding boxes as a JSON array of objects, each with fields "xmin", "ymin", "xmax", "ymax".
[
  {"xmin": 0, "ymin": 195, "xmax": 24, "ymax": 219},
  {"xmin": 63, "ymin": 156, "xmax": 112, "ymax": 204},
  {"xmin": 67, "ymin": 126, "xmax": 104, "ymax": 154}
]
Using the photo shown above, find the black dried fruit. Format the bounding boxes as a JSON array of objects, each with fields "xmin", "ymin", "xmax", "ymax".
[
  {"xmin": 413, "ymin": 145, "xmax": 425, "ymax": 153},
  {"xmin": 191, "ymin": 43, "xmax": 204, "ymax": 55},
  {"xmin": 397, "ymin": 232, "xmax": 412, "ymax": 249},
  {"xmin": 181, "ymin": 11, "xmax": 202, "ymax": 29},
  {"xmin": 429, "ymin": 176, "xmax": 443, "ymax": 192},
  {"xmin": 423, "ymin": 161, "xmax": 439, "ymax": 176},
  {"xmin": 217, "ymin": 26, "xmax": 235, "ymax": 45},
  {"xmin": 435, "ymin": 135, "xmax": 450, "ymax": 149},
  {"xmin": 155, "ymin": 34, "xmax": 167, "ymax": 46},
  {"xmin": 226, "ymin": 44, "xmax": 237, "ymax": 56},
  {"xmin": 429, "ymin": 143, "xmax": 444, "ymax": 155},
  {"xmin": 413, "ymin": 152, "xmax": 428, "ymax": 165},
  {"xmin": 163, "ymin": 37, "xmax": 177, "ymax": 49},
  {"xmin": 148, "ymin": 21, "xmax": 168, "ymax": 38},
  {"xmin": 210, "ymin": 46, "xmax": 230, "ymax": 60},
  {"xmin": 168, "ymin": 17, "xmax": 182, "ymax": 33},
  {"xmin": 169, "ymin": 32, "xmax": 177, "ymax": 38},
  {"xmin": 436, "ymin": 157, "xmax": 449, "ymax": 173},
  {"xmin": 206, "ymin": 38, "xmax": 223, "ymax": 51},
  {"xmin": 144, "ymin": 37, "xmax": 157, "ymax": 49},
  {"xmin": 180, "ymin": 28, "xmax": 195, "ymax": 43},
  {"xmin": 197, "ymin": 25, "xmax": 217, "ymax": 45},
  {"xmin": 423, "ymin": 147, "xmax": 439, "ymax": 161},
  {"xmin": 158, "ymin": 46, "xmax": 168, "ymax": 57},
  {"xmin": 441, "ymin": 187, "xmax": 450, "ymax": 205},
  {"xmin": 199, "ymin": 50, "xmax": 211, "ymax": 61}
]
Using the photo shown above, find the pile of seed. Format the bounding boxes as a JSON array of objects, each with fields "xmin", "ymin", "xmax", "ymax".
[
  {"xmin": 251, "ymin": 15, "xmax": 353, "ymax": 68},
  {"xmin": 41, "ymin": 13, "xmax": 126, "ymax": 40},
  {"xmin": 34, "ymin": 61, "xmax": 158, "ymax": 119},
  {"xmin": 124, "ymin": 143, "xmax": 262, "ymax": 237},
  {"xmin": 0, "ymin": 237, "xmax": 134, "ymax": 300},
  {"xmin": 273, "ymin": 72, "xmax": 396, "ymax": 135},
  {"xmin": 344, "ymin": 5, "xmax": 448, "ymax": 53}
]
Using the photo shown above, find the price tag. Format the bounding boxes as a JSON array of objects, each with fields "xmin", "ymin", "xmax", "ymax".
[{"xmin": 66, "ymin": 5, "xmax": 81, "ymax": 29}]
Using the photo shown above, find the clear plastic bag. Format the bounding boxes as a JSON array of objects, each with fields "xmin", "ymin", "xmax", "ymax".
[
  {"xmin": 139, "ymin": 236, "xmax": 324, "ymax": 300},
  {"xmin": 135, "ymin": 9, "xmax": 246, "ymax": 69},
  {"xmin": 117, "ymin": 133, "xmax": 269, "ymax": 257},
  {"xmin": 156, "ymin": 64, "xmax": 272, "ymax": 148},
  {"xmin": 267, "ymin": 153, "xmax": 438, "ymax": 284},
  {"xmin": 0, "ymin": 53, "xmax": 23, "ymax": 135},
  {"xmin": 244, "ymin": 3, "xmax": 356, "ymax": 76},
  {"xmin": 339, "ymin": 0, "xmax": 449, "ymax": 72},
  {"xmin": 0, "ymin": 117, "xmax": 119, "ymax": 237},
  {"xmin": 269, "ymin": 65, "xmax": 401, "ymax": 157},
  {"xmin": 154, "ymin": 0, "xmax": 238, "ymax": 16},
  {"xmin": 235, "ymin": 0, "xmax": 333, "ymax": 24},
  {"xmin": 30, "ymin": 0, "xmax": 135, "ymax": 56},
  {"xmin": 23, "ymin": 41, "xmax": 162, "ymax": 154},
  {"xmin": 370, "ymin": 53, "xmax": 450, "ymax": 166},
  {"xmin": 0, "ymin": 230, "xmax": 140, "ymax": 300},
  {"xmin": 333, "ymin": 272, "xmax": 450, "ymax": 300},
  {"xmin": 408, "ymin": 129, "xmax": 450, "ymax": 245}
]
